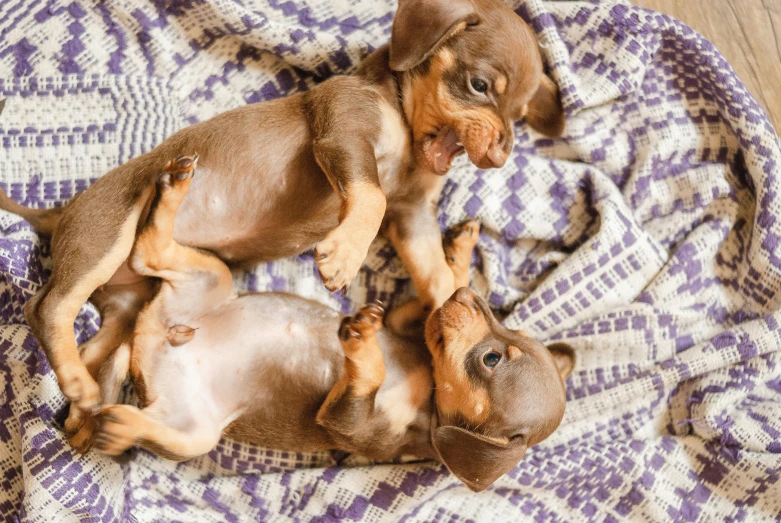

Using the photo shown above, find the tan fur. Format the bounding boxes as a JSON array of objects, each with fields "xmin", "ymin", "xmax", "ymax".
[
  {"xmin": 319, "ymin": 305, "xmax": 387, "ymax": 421},
  {"xmin": 431, "ymin": 219, "xmax": 491, "ymax": 426},
  {"xmin": 377, "ymin": 365, "xmax": 431, "ymax": 436},
  {"xmin": 390, "ymin": 224, "xmax": 454, "ymax": 308},
  {"xmin": 69, "ymin": 341, "xmax": 132, "ymax": 453},
  {"xmin": 315, "ymin": 181, "xmax": 387, "ymax": 291},
  {"xmin": 404, "ymin": 49, "xmax": 507, "ymax": 170},
  {"xmin": 494, "ymin": 75, "xmax": 508, "ymax": 95},
  {"xmin": 343, "ymin": 336, "xmax": 386, "ymax": 398},
  {"xmin": 444, "ymin": 220, "xmax": 480, "ymax": 289},
  {"xmin": 432, "ymin": 314, "xmax": 492, "ymax": 425}
]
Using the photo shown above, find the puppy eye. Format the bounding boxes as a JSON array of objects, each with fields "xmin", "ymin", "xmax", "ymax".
[
  {"xmin": 482, "ymin": 350, "xmax": 501, "ymax": 369},
  {"xmin": 469, "ymin": 77, "xmax": 488, "ymax": 95}
]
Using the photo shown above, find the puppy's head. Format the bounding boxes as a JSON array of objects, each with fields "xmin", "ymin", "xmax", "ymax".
[
  {"xmin": 390, "ymin": 0, "xmax": 565, "ymax": 175},
  {"xmin": 425, "ymin": 287, "xmax": 575, "ymax": 492}
]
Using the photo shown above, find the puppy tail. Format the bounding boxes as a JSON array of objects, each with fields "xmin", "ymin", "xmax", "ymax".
[{"xmin": 0, "ymin": 188, "xmax": 64, "ymax": 237}]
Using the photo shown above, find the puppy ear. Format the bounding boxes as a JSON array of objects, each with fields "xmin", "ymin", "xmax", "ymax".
[
  {"xmin": 433, "ymin": 425, "xmax": 527, "ymax": 492},
  {"xmin": 389, "ymin": 0, "xmax": 478, "ymax": 71},
  {"xmin": 546, "ymin": 342, "xmax": 575, "ymax": 380},
  {"xmin": 525, "ymin": 74, "xmax": 565, "ymax": 137}
]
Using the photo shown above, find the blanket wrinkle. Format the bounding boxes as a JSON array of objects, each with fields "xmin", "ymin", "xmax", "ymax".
[{"xmin": 1, "ymin": 0, "xmax": 780, "ymax": 521}]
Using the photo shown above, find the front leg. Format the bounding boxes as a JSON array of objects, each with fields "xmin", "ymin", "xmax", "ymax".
[
  {"xmin": 313, "ymin": 138, "xmax": 386, "ymax": 292},
  {"xmin": 316, "ymin": 303, "xmax": 386, "ymax": 442},
  {"xmin": 385, "ymin": 218, "xmax": 480, "ymax": 335},
  {"xmin": 386, "ymin": 205, "xmax": 456, "ymax": 315}
]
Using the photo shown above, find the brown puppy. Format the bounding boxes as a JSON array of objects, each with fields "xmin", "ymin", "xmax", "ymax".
[
  {"xmin": 83, "ymin": 156, "xmax": 574, "ymax": 492},
  {"xmin": 0, "ymin": 0, "xmax": 564, "ymax": 418}
]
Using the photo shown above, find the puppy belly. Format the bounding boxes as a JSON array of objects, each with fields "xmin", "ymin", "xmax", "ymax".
[
  {"xmin": 170, "ymin": 160, "xmax": 339, "ymax": 265},
  {"xmin": 146, "ymin": 293, "xmax": 345, "ymax": 444}
]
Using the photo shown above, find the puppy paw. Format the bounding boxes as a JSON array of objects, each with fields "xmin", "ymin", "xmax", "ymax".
[
  {"xmin": 94, "ymin": 405, "xmax": 143, "ymax": 457},
  {"xmin": 158, "ymin": 154, "xmax": 198, "ymax": 196},
  {"xmin": 64, "ymin": 405, "xmax": 85, "ymax": 436},
  {"xmin": 68, "ymin": 416, "xmax": 97, "ymax": 455},
  {"xmin": 315, "ymin": 228, "xmax": 366, "ymax": 292},
  {"xmin": 444, "ymin": 218, "xmax": 480, "ymax": 265},
  {"xmin": 338, "ymin": 302, "xmax": 384, "ymax": 353},
  {"xmin": 57, "ymin": 363, "xmax": 101, "ymax": 412}
]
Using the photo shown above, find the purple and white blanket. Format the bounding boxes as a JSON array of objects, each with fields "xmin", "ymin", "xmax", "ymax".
[{"xmin": 1, "ymin": 0, "xmax": 780, "ymax": 521}]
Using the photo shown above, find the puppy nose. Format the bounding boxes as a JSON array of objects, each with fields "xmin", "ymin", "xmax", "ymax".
[
  {"xmin": 486, "ymin": 142, "xmax": 508, "ymax": 168},
  {"xmin": 453, "ymin": 287, "xmax": 476, "ymax": 305}
]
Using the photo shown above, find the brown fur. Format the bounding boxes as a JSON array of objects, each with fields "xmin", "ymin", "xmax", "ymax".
[
  {"xmin": 65, "ymin": 164, "xmax": 574, "ymax": 492},
  {"xmin": 0, "ymin": 0, "xmax": 565, "ymax": 421}
]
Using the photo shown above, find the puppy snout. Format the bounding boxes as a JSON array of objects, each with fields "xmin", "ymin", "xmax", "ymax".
[
  {"xmin": 486, "ymin": 142, "xmax": 508, "ymax": 168},
  {"xmin": 453, "ymin": 287, "xmax": 477, "ymax": 306}
]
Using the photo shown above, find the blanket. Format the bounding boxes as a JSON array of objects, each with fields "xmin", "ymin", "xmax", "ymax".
[{"xmin": 1, "ymin": 0, "xmax": 780, "ymax": 521}]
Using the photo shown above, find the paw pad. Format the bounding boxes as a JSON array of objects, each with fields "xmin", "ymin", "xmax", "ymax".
[
  {"xmin": 338, "ymin": 302, "xmax": 384, "ymax": 341},
  {"xmin": 159, "ymin": 154, "xmax": 199, "ymax": 187},
  {"xmin": 444, "ymin": 218, "xmax": 480, "ymax": 261}
]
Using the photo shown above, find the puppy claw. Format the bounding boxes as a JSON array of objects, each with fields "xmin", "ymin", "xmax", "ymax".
[
  {"xmin": 338, "ymin": 317, "xmax": 363, "ymax": 341},
  {"xmin": 64, "ymin": 406, "xmax": 84, "ymax": 437},
  {"xmin": 161, "ymin": 154, "xmax": 198, "ymax": 186},
  {"xmin": 338, "ymin": 301, "xmax": 385, "ymax": 343},
  {"xmin": 444, "ymin": 218, "xmax": 481, "ymax": 262},
  {"xmin": 445, "ymin": 218, "xmax": 480, "ymax": 240},
  {"xmin": 68, "ymin": 417, "xmax": 97, "ymax": 455},
  {"xmin": 175, "ymin": 154, "xmax": 198, "ymax": 169}
]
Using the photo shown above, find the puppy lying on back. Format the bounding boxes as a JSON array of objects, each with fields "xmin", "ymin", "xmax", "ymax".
[
  {"xmin": 0, "ymin": 0, "xmax": 565, "ymax": 420},
  {"xmin": 77, "ymin": 156, "xmax": 575, "ymax": 492}
]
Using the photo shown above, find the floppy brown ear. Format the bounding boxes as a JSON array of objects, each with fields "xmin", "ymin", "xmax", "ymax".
[
  {"xmin": 546, "ymin": 342, "xmax": 575, "ymax": 380},
  {"xmin": 525, "ymin": 74, "xmax": 565, "ymax": 137},
  {"xmin": 389, "ymin": 0, "xmax": 478, "ymax": 71},
  {"xmin": 433, "ymin": 425, "xmax": 527, "ymax": 492}
]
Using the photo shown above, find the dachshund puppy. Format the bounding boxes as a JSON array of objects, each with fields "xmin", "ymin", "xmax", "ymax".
[
  {"xmin": 79, "ymin": 156, "xmax": 574, "ymax": 492},
  {"xmin": 0, "ymin": 0, "xmax": 564, "ymax": 419}
]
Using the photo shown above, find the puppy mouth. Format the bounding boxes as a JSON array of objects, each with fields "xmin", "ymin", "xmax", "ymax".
[{"xmin": 421, "ymin": 127, "xmax": 465, "ymax": 175}]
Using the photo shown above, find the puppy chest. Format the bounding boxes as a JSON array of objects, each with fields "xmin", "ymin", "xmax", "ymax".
[
  {"xmin": 373, "ymin": 102, "xmax": 411, "ymax": 188},
  {"xmin": 374, "ymin": 365, "xmax": 432, "ymax": 437}
]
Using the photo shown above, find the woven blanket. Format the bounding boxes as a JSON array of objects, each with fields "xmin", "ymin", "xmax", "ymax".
[{"xmin": 1, "ymin": 0, "xmax": 780, "ymax": 521}]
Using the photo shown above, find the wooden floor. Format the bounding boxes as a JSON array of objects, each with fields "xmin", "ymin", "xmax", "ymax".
[{"xmin": 635, "ymin": 0, "xmax": 781, "ymax": 133}]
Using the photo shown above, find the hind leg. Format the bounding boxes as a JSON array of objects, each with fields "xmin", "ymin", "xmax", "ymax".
[
  {"xmin": 64, "ymin": 280, "xmax": 158, "ymax": 439},
  {"xmin": 69, "ymin": 342, "xmax": 132, "ymax": 454},
  {"xmin": 25, "ymin": 179, "xmax": 153, "ymax": 411},
  {"xmin": 129, "ymin": 155, "xmax": 233, "ymax": 325},
  {"xmin": 94, "ymin": 404, "xmax": 222, "ymax": 461}
]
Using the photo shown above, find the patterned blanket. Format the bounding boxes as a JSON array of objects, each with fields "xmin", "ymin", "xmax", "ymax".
[{"xmin": 1, "ymin": 0, "xmax": 780, "ymax": 521}]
